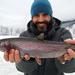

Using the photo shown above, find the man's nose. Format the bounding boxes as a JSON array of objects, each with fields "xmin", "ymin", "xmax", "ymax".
[{"xmin": 38, "ymin": 15, "xmax": 44, "ymax": 22}]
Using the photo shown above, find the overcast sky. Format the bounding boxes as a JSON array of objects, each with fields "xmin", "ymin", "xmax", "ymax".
[{"xmin": 0, "ymin": 0, "xmax": 75, "ymax": 28}]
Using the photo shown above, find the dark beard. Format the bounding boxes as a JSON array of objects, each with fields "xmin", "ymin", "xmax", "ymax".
[
  {"xmin": 33, "ymin": 20, "xmax": 53, "ymax": 33},
  {"xmin": 37, "ymin": 25, "xmax": 47, "ymax": 33}
]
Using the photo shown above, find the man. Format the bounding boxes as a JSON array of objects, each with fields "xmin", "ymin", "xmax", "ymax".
[{"xmin": 4, "ymin": 0, "xmax": 75, "ymax": 75}]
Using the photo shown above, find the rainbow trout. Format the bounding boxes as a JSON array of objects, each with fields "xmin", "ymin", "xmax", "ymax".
[{"xmin": 0, "ymin": 37, "xmax": 75, "ymax": 58}]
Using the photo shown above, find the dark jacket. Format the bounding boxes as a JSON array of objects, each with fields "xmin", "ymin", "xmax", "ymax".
[{"xmin": 16, "ymin": 18, "xmax": 75, "ymax": 75}]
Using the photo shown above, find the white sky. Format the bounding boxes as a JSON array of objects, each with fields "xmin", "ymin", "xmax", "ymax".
[{"xmin": 0, "ymin": 0, "xmax": 75, "ymax": 28}]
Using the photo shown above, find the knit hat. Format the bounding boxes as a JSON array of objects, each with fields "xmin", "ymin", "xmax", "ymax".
[{"xmin": 31, "ymin": 0, "xmax": 53, "ymax": 16}]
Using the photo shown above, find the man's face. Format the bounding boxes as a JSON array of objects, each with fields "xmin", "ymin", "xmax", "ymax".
[{"xmin": 32, "ymin": 13, "xmax": 52, "ymax": 32}]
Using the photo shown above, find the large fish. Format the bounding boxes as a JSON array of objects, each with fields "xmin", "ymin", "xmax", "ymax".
[{"xmin": 0, "ymin": 37, "xmax": 75, "ymax": 58}]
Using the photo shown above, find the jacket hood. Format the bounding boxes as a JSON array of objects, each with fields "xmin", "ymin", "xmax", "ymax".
[{"xmin": 27, "ymin": 17, "xmax": 61, "ymax": 40}]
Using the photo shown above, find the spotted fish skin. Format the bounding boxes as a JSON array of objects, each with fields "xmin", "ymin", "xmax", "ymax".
[{"xmin": 0, "ymin": 37, "xmax": 75, "ymax": 58}]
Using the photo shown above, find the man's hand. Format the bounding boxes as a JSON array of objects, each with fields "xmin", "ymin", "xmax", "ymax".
[
  {"xmin": 4, "ymin": 49, "xmax": 42, "ymax": 65},
  {"xmin": 57, "ymin": 39, "xmax": 75, "ymax": 63},
  {"xmin": 4, "ymin": 49, "xmax": 21, "ymax": 63}
]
